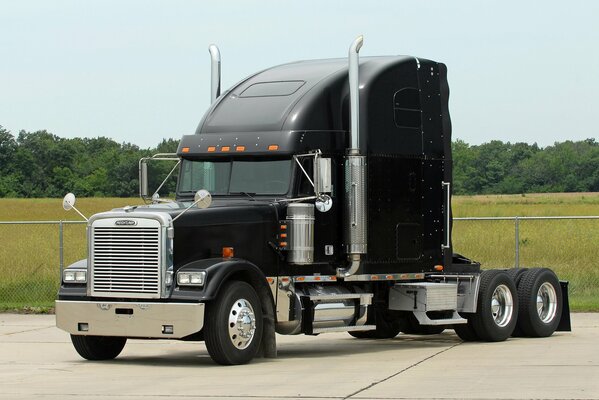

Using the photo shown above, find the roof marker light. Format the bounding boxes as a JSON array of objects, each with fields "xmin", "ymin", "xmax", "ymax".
[
  {"xmin": 268, "ymin": 145, "xmax": 279, "ymax": 151},
  {"xmin": 207, "ymin": 146, "xmax": 216, "ymax": 152},
  {"xmin": 182, "ymin": 147, "xmax": 190, "ymax": 153},
  {"xmin": 221, "ymin": 146, "xmax": 230, "ymax": 152}
]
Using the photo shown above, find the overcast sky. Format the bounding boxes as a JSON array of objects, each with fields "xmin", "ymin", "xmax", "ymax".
[{"xmin": 1, "ymin": 0, "xmax": 598, "ymax": 149}]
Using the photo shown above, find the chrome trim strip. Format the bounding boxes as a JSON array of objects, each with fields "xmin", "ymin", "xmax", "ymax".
[{"xmin": 344, "ymin": 273, "xmax": 426, "ymax": 282}]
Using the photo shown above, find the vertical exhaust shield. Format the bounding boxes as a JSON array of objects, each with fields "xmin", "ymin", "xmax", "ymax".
[
  {"xmin": 208, "ymin": 44, "xmax": 221, "ymax": 103},
  {"xmin": 339, "ymin": 35, "xmax": 367, "ymax": 278}
]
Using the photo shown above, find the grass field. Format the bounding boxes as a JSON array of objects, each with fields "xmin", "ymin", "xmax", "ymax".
[{"xmin": 0, "ymin": 193, "xmax": 598, "ymax": 311}]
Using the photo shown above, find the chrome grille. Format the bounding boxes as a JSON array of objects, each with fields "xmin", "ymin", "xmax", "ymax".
[{"xmin": 91, "ymin": 219, "xmax": 162, "ymax": 298}]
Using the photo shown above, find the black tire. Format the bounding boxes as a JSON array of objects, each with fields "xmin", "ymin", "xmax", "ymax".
[
  {"xmin": 401, "ymin": 314, "xmax": 445, "ymax": 335},
  {"xmin": 506, "ymin": 268, "xmax": 529, "ymax": 337},
  {"xmin": 507, "ymin": 268, "xmax": 528, "ymax": 286},
  {"xmin": 349, "ymin": 318, "xmax": 401, "ymax": 339},
  {"xmin": 204, "ymin": 281, "xmax": 263, "ymax": 365},
  {"xmin": 517, "ymin": 268, "xmax": 562, "ymax": 337},
  {"xmin": 70, "ymin": 335, "xmax": 127, "ymax": 360},
  {"xmin": 470, "ymin": 270, "xmax": 518, "ymax": 342},
  {"xmin": 454, "ymin": 316, "xmax": 479, "ymax": 341}
]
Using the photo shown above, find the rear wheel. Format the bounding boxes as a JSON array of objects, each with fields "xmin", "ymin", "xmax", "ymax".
[
  {"xmin": 470, "ymin": 270, "xmax": 518, "ymax": 342},
  {"xmin": 70, "ymin": 335, "xmax": 127, "ymax": 360},
  {"xmin": 204, "ymin": 281, "xmax": 263, "ymax": 365},
  {"xmin": 517, "ymin": 268, "xmax": 562, "ymax": 337}
]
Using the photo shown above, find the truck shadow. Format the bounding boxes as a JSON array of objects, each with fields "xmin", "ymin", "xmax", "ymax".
[{"xmin": 101, "ymin": 331, "xmax": 461, "ymax": 367}]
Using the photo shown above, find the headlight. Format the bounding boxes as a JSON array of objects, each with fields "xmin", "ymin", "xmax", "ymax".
[
  {"xmin": 165, "ymin": 269, "xmax": 174, "ymax": 286},
  {"xmin": 177, "ymin": 271, "xmax": 206, "ymax": 287},
  {"xmin": 63, "ymin": 269, "xmax": 87, "ymax": 283}
]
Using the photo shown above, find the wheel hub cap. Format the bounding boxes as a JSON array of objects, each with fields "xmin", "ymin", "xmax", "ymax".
[
  {"xmin": 536, "ymin": 282, "xmax": 557, "ymax": 323},
  {"xmin": 228, "ymin": 299, "xmax": 256, "ymax": 350},
  {"xmin": 491, "ymin": 284, "xmax": 514, "ymax": 328}
]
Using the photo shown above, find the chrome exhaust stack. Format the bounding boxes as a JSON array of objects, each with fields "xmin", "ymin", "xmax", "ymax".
[
  {"xmin": 338, "ymin": 35, "xmax": 367, "ymax": 278},
  {"xmin": 208, "ymin": 44, "xmax": 221, "ymax": 103}
]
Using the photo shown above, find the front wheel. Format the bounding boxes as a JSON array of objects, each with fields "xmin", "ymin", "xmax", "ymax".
[
  {"xmin": 470, "ymin": 270, "xmax": 518, "ymax": 342},
  {"xmin": 204, "ymin": 281, "xmax": 263, "ymax": 365},
  {"xmin": 70, "ymin": 335, "xmax": 127, "ymax": 360}
]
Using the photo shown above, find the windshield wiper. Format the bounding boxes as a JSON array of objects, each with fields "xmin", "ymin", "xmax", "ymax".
[{"xmin": 230, "ymin": 192, "xmax": 256, "ymax": 200}]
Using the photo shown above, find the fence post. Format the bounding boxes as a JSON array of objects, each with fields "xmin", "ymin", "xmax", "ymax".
[
  {"xmin": 514, "ymin": 216, "xmax": 520, "ymax": 268},
  {"xmin": 59, "ymin": 220, "xmax": 64, "ymax": 281}
]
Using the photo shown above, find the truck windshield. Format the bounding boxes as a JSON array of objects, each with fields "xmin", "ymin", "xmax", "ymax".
[{"xmin": 178, "ymin": 159, "xmax": 292, "ymax": 196}]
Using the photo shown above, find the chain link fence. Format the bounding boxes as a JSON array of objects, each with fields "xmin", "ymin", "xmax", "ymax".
[
  {"xmin": 0, "ymin": 221, "xmax": 85, "ymax": 309},
  {"xmin": 1, "ymin": 217, "xmax": 598, "ymax": 310}
]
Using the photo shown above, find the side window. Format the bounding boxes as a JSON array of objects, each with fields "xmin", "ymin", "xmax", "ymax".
[{"xmin": 393, "ymin": 88, "xmax": 421, "ymax": 129}]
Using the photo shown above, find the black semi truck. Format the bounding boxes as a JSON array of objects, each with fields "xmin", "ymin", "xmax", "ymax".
[{"xmin": 56, "ymin": 37, "xmax": 570, "ymax": 365}]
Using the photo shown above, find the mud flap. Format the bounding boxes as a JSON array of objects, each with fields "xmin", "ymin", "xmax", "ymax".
[{"xmin": 557, "ymin": 281, "xmax": 571, "ymax": 332}]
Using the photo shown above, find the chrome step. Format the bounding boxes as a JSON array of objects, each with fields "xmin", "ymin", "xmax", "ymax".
[
  {"xmin": 413, "ymin": 311, "xmax": 467, "ymax": 326},
  {"xmin": 312, "ymin": 325, "xmax": 377, "ymax": 334}
]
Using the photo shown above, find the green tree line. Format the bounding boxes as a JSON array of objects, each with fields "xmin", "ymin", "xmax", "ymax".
[
  {"xmin": 0, "ymin": 126, "xmax": 179, "ymax": 198},
  {"xmin": 1, "ymin": 125, "xmax": 597, "ymax": 197},
  {"xmin": 452, "ymin": 139, "xmax": 599, "ymax": 194}
]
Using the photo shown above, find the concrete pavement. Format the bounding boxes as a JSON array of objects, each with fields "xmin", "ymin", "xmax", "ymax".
[{"xmin": 0, "ymin": 313, "xmax": 597, "ymax": 400}]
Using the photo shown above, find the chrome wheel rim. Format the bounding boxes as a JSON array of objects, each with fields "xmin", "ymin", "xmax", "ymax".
[
  {"xmin": 227, "ymin": 298, "xmax": 256, "ymax": 350},
  {"xmin": 490, "ymin": 284, "xmax": 514, "ymax": 327},
  {"xmin": 536, "ymin": 283, "xmax": 557, "ymax": 323}
]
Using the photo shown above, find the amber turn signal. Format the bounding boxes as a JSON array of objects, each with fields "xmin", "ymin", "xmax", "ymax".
[{"xmin": 222, "ymin": 247, "xmax": 234, "ymax": 258}]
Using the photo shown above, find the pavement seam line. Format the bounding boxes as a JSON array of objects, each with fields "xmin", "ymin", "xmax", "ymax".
[
  {"xmin": 343, "ymin": 342, "xmax": 462, "ymax": 399},
  {"xmin": 1, "ymin": 326, "xmax": 53, "ymax": 336}
]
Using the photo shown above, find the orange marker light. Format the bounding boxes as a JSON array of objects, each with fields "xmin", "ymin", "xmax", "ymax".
[
  {"xmin": 222, "ymin": 247, "xmax": 234, "ymax": 258},
  {"xmin": 236, "ymin": 146, "xmax": 245, "ymax": 152},
  {"xmin": 221, "ymin": 146, "xmax": 230, "ymax": 152},
  {"xmin": 434, "ymin": 265, "xmax": 444, "ymax": 271},
  {"xmin": 268, "ymin": 144, "xmax": 279, "ymax": 151},
  {"xmin": 182, "ymin": 147, "xmax": 190, "ymax": 153},
  {"xmin": 207, "ymin": 146, "xmax": 216, "ymax": 152},
  {"xmin": 280, "ymin": 225, "xmax": 287, "ymax": 230},
  {"xmin": 279, "ymin": 242, "xmax": 287, "ymax": 247},
  {"xmin": 280, "ymin": 233, "xmax": 287, "ymax": 238}
]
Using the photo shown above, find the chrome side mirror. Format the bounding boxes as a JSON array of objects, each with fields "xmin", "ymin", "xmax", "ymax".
[
  {"xmin": 63, "ymin": 193, "xmax": 76, "ymax": 211},
  {"xmin": 139, "ymin": 160, "xmax": 149, "ymax": 198},
  {"xmin": 314, "ymin": 156, "xmax": 332, "ymax": 194},
  {"xmin": 194, "ymin": 189, "xmax": 212, "ymax": 209},
  {"xmin": 62, "ymin": 193, "xmax": 88, "ymax": 221}
]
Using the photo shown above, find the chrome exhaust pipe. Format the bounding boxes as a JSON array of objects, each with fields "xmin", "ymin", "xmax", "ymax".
[
  {"xmin": 338, "ymin": 35, "xmax": 367, "ymax": 278},
  {"xmin": 348, "ymin": 35, "xmax": 363, "ymax": 154},
  {"xmin": 208, "ymin": 44, "xmax": 221, "ymax": 103}
]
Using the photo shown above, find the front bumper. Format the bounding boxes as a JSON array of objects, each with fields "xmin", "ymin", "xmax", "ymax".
[{"xmin": 55, "ymin": 300, "xmax": 205, "ymax": 339}]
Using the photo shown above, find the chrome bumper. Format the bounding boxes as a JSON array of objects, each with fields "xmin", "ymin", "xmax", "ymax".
[{"xmin": 55, "ymin": 300, "xmax": 205, "ymax": 339}]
